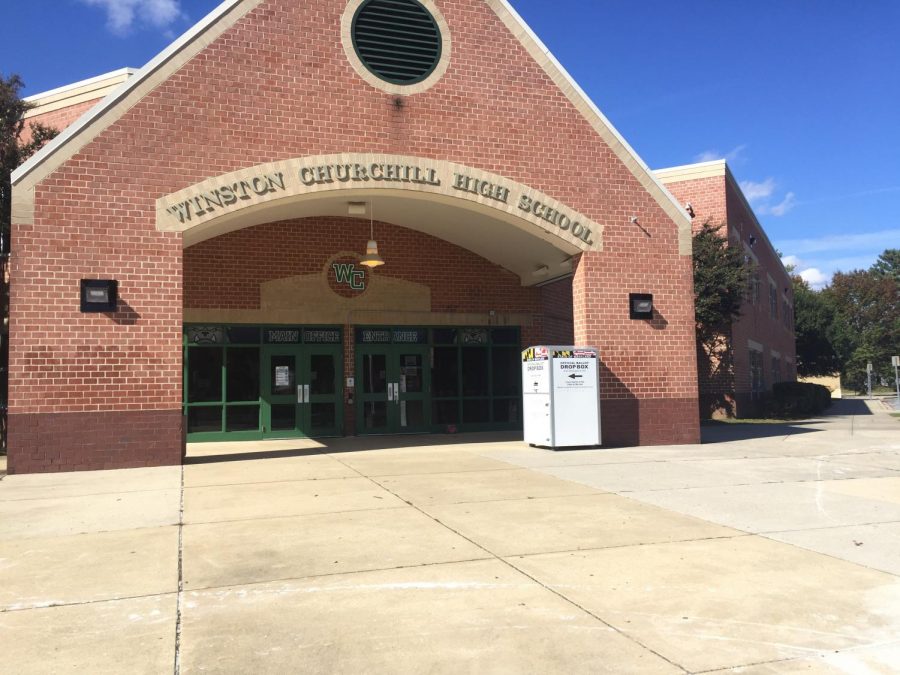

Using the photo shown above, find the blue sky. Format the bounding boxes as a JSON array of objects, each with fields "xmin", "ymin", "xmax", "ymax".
[{"xmin": 4, "ymin": 0, "xmax": 899, "ymax": 288}]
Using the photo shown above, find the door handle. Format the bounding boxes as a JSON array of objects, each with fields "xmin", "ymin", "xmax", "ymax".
[
  {"xmin": 304, "ymin": 384, "xmax": 310, "ymax": 404},
  {"xmin": 387, "ymin": 382, "xmax": 394, "ymax": 402},
  {"xmin": 297, "ymin": 385, "xmax": 304, "ymax": 404}
]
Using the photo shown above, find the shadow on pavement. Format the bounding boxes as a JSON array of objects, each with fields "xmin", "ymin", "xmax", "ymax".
[
  {"xmin": 185, "ymin": 431, "xmax": 523, "ymax": 465},
  {"xmin": 701, "ymin": 421, "xmax": 820, "ymax": 444},
  {"xmin": 823, "ymin": 399, "xmax": 872, "ymax": 415}
]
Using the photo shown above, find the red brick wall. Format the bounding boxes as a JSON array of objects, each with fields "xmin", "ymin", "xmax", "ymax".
[
  {"xmin": 184, "ymin": 217, "xmax": 539, "ymax": 315},
  {"xmin": 19, "ymin": 98, "xmax": 102, "ymax": 144},
  {"xmin": 10, "ymin": 0, "xmax": 701, "ymax": 471},
  {"xmin": 665, "ymin": 174, "xmax": 797, "ymax": 418},
  {"xmin": 538, "ymin": 277, "xmax": 574, "ymax": 346}
]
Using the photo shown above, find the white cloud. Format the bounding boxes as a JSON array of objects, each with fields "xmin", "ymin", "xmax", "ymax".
[
  {"xmin": 799, "ymin": 267, "xmax": 830, "ymax": 290},
  {"xmin": 740, "ymin": 178, "xmax": 776, "ymax": 203},
  {"xmin": 766, "ymin": 191, "xmax": 797, "ymax": 217},
  {"xmin": 781, "ymin": 254, "xmax": 801, "ymax": 269},
  {"xmin": 80, "ymin": 0, "xmax": 183, "ymax": 35},
  {"xmin": 694, "ymin": 144, "xmax": 747, "ymax": 164}
]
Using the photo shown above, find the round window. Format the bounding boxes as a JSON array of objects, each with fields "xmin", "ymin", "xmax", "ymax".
[{"xmin": 351, "ymin": 0, "xmax": 443, "ymax": 86}]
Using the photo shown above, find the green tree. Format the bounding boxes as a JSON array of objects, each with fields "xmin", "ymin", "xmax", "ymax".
[
  {"xmin": 824, "ymin": 266, "xmax": 899, "ymax": 392},
  {"xmin": 1, "ymin": 73, "xmax": 59, "ymax": 451},
  {"xmin": 692, "ymin": 221, "xmax": 750, "ymax": 415},
  {"xmin": 693, "ymin": 221, "xmax": 750, "ymax": 347},
  {"xmin": 792, "ymin": 275, "xmax": 841, "ymax": 377},
  {"xmin": 871, "ymin": 248, "xmax": 900, "ymax": 285}
]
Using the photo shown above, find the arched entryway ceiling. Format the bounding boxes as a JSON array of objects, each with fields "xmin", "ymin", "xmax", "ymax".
[{"xmin": 158, "ymin": 154, "xmax": 605, "ymax": 285}]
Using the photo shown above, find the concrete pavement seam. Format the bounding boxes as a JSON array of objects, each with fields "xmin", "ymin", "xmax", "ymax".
[
  {"xmin": 0, "ymin": 590, "xmax": 178, "ymax": 614},
  {"xmin": 179, "ymin": 557, "xmax": 496, "ymax": 594},
  {"xmin": 173, "ymin": 463, "xmax": 185, "ymax": 675},
  {"xmin": 331, "ymin": 455, "xmax": 691, "ymax": 674}
]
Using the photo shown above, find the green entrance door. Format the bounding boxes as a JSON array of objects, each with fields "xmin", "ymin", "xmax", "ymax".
[
  {"xmin": 356, "ymin": 344, "xmax": 430, "ymax": 434},
  {"xmin": 263, "ymin": 344, "xmax": 342, "ymax": 438}
]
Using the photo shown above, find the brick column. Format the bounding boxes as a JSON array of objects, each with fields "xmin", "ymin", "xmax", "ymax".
[{"xmin": 572, "ymin": 251, "xmax": 701, "ymax": 447}]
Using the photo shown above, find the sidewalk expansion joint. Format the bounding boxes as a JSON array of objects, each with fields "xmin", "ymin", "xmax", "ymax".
[
  {"xmin": 332, "ymin": 455, "xmax": 691, "ymax": 674},
  {"xmin": 173, "ymin": 463, "xmax": 185, "ymax": 675}
]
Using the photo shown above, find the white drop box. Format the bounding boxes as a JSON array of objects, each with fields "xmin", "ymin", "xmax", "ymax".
[{"xmin": 522, "ymin": 346, "xmax": 601, "ymax": 448}]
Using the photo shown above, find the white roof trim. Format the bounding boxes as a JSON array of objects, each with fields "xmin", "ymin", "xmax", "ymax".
[
  {"xmin": 12, "ymin": 0, "xmax": 242, "ymax": 186},
  {"xmin": 655, "ymin": 159, "xmax": 727, "ymax": 182},
  {"xmin": 23, "ymin": 68, "xmax": 137, "ymax": 103},
  {"xmin": 493, "ymin": 0, "xmax": 690, "ymax": 225}
]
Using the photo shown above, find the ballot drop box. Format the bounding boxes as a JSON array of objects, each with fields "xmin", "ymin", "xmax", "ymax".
[{"xmin": 522, "ymin": 346, "xmax": 601, "ymax": 448}]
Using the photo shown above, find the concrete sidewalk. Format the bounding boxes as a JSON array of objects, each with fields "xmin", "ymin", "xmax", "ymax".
[{"xmin": 1, "ymin": 400, "xmax": 899, "ymax": 673}]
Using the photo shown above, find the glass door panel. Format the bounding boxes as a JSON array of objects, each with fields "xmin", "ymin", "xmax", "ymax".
[
  {"xmin": 356, "ymin": 345, "xmax": 430, "ymax": 434},
  {"xmin": 264, "ymin": 348, "xmax": 302, "ymax": 438},
  {"xmin": 397, "ymin": 349, "xmax": 429, "ymax": 433},
  {"xmin": 305, "ymin": 348, "xmax": 341, "ymax": 436},
  {"xmin": 357, "ymin": 349, "xmax": 390, "ymax": 433}
]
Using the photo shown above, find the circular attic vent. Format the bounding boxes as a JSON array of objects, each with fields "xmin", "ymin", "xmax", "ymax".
[{"xmin": 351, "ymin": 0, "xmax": 443, "ymax": 85}]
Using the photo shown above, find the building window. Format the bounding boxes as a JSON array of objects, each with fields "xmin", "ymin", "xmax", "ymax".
[
  {"xmin": 749, "ymin": 269, "xmax": 761, "ymax": 305},
  {"xmin": 750, "ymin": 348, "xmax": 765, "ymax": 393},
  {"xmin": 769, "ymin": 282, "xmax": 778, "ymax": 319},
  {"xmin": 771, "ymin": 356, "xmax": 781, "ymax": 385}
]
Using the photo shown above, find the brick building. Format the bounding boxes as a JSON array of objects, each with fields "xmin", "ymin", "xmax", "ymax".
[
  {"xmin": 8, "ymin": 0, "xmax": 708, "ymax": 474},
  {"xmin": 656, "ymin": 160, "xmax": 797, "ymax": 418}
]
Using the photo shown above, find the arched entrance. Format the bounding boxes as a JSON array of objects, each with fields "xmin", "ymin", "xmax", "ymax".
[{"xmin": 170, "ymin": 156, "xmax": 592, "ymax": 441}]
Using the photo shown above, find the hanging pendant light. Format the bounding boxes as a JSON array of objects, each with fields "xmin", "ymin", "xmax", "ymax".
[{"xmin": 359, "ymin": 200, "xmax": 385, "ymax": 268}]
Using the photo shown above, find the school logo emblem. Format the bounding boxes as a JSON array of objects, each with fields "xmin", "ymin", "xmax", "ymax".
[
  {"xmin": 327, "ymin": 254, "xmax": 369, "ymax": 298},
  {"xmin": 332, "ymin": 262, "xmax": 366, "ymax": 291}
]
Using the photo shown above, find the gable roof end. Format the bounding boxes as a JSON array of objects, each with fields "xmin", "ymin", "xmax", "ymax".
[{"xmin": 13, "ymin": 0, "xmax": 692, "ymax": 255}]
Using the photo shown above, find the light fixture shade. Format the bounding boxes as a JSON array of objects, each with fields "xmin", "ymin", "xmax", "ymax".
[{"xmin": 359, "ymin": 239, "xmax": 385, "ymax": 268}]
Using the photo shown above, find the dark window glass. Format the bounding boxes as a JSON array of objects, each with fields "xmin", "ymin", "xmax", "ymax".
[
  {"xmin": 493, "ymin": 398, "xmax": 520, "ymax": 424},
  {"xmin": 432, "ymin": 347, "xmax": 458, "ymax": 397},
  {"xmin": 399, "ymin": 353, "xmax": 423, "ymax": 393},
  {"xmin": 188, "ymin": 347, "xmax": 222, "ymax": 403},
  {"xmin": 311, "ymin": 403, "xmax": 336, "ymax": 430},
  {"xmin": 401, "ymin": 400, "xmax": 425, "ymax": 428},
  {"xmin": 187, "ymin": 406, "xmax": 222, "ymax": 433},
  {"xmin": 491, "ymin": 328, "xmax": 518, "ymax": 344},
  {"xmin": 462, "ymin": 348, "xmax": 489, "ymax": 396},
  {"xmin": 433, "ymin": 328, "xmax": 457, "ymax": 344},
  {"xmin": 227, "ymin": 326, "xmax": 260, "ymax": 344},
  {"xmin": 362, "ymin": 353, "xmax": 387, "ymax": 394},
  {"xmin": 492, "ymin": 347, "xmax": 520, "ymax": 396},
  {"xmin": 463, "ymin": 399, "xmax": 490, "ymax": 424},
  {"xmin": 226, "ymin": 348, "xmax": 260, "ymax": 402},
  {"xmin": 433, "ymin": 399, "xmax": 459, "ymax": 425},
  {"xmin": 271, "ymin": 404, "xmax": 296, "ymax": 431},
  {"xmin": 270, "ymin": 355, "xmax": 296, "ymax": 396},
  {"xmin": 226, "ymin": 406, "xmax": 259, "ymax": 432},
  {"xmin": 310, "ymin": 354, "xmax": 336, "ymax": 396},
  {"xmin": 363, "ymin": 401, "xmax": 388, "ymax": 430}
]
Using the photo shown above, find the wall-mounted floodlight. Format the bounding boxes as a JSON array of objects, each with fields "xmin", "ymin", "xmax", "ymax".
[
  {"xmin": 629, "ymin": 293, "xmax": 654, "ymax": 320},
  {"xmin": 80, "ymin": 279, "xmax": 118, "ymax": 313}
]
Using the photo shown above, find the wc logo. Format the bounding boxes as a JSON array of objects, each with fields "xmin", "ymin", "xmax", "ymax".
[{"xmin": 332, "ymin": 262, "xmax": 366, "ymax": 291}]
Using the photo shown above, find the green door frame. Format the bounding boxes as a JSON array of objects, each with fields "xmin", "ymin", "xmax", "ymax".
[
  {"xmin": 355, "ymin": 343, "xmax": 431, "ymax": 435},
  {"xmin": 183, "ymin": 325, "xmax": 343, "ymax": 443},
  {"xmin": 262, "ymin": 343, "xmax": 343, "ymax": 439}
]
